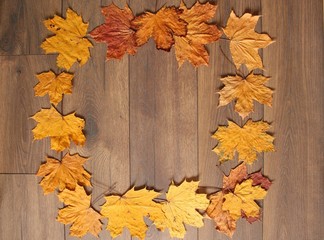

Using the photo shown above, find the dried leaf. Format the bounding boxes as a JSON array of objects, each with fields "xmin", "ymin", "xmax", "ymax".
[
  {"xmin": 223, "ymin": 163, "xmax": 247, "ymax": 191},
  {"xmin": 155, "ymin": 180, "xmax": 209, "ymax": 238},
  {"xmin": 41, "ymin": 8, "xmax": 93, "ymax": 70},
  {"xmin": 57, "ymin": 185, "xmax": 102, "ymax": 237},
  {"xmin": 174, "ymin": 1, "xmax": 222, "ymax": 67},
  {"xmin": 206, "ymin": 192, "xmax": 236, "ymax": 237},
  {"xmin": 222, "ymin": 179, "xmax": 267, "ymax": 220},
  {"xmin": 34, "ymin": 71, "xmax": 73, "ymax": 106},
  {"xmin": 90, "ymin": 3, "xmax": 137, "ymax": 60},
  {"xmin": 223, "ymin": 11, "xmax": 274, "ymax": 71},
  {"xmin": 36, "ymin": 153, "xmax": 90, "ymax": 194},
  {"xmin": 249, "ymin": 171, "xmax": 272, "ymax": 190},
  {"xmin": 218, "ymin": 74, "xmax": 273, "ymax": 118},
  {"xmin": 212, "ymin": 120, "xmax": 274, "ymax": 164},
  {"xmin": 32, "ymin": 106, "xmax": 86, "ymax": 151},
  {"xmin": 101, "ymin": 188, "xmax": 163, "ymax": 239},
  {"xmin": 131, "ymin": 6, "xmax": 187, "ymax": 50}
]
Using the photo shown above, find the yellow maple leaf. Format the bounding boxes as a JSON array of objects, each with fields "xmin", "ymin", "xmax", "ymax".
[
  {"xmin": 174, "ymin": 1, "xmax": 222, "ymax": 67},
  {"xmin": 100, "ymin": 188, "xmax": 163, "ymax": 239},
  {"xmin": 41, "ymin": 8, "xmax": 93, "ymax": 70},
  {"xmin": 206, "ymin": 192, "xmax": 236, "ymax": 237},
  {"xmin": 212, "ymin": 120, "xmax": 274, "ymax": 164},
  {"xmin": 57, "ymin": 185, "xmax": 102, "ymax": 237},
  {"xmin": 218, "ymin": 74, "xmax": 273, "ymax": 118},
  {"xmin": 36, "ymin": 153, "xmax": 91, "ymax": 194},
  {"xmin": 222, "ymin": 179, "xmax": 267, "ymax": 220},
  {"xmin": 131, "ymin": 6, "xmax": 187, "ymax": 50},
  {"xmin": 223, "ymin": 11, "xmax": 274, "ymax": 71},
  {"xmin": 34, "ymin": 71, "xmax": 73, "ymax": 106},
  {"xmin": 155, "ymin": 180, "xmax": 209, "ymax": 238},
  {"xmin": 31, "ymin": 106, "xmax": 86, "ymax": 151}
]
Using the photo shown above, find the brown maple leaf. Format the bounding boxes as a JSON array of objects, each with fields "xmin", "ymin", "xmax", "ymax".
[
  {"xmin": 57, "ymin": 185, "xmax": 102, "ymax": 237},
  {"xmin": 90, "ymin": 3, "xmax": 137, "ymax": 60},
  {"xmin": 31, "ymin": 106, "xmax": 86, "ymax": 151},
  {"xmin": 249, "ymin": 171, "xmax": 272, "ymax": 190},
  {"xmin": 131, "ymin": 6, "xmax": 187, "ymax": 50},
  {"xmin": 218, "ymin": 73, "xmax": 273, "ymax": 118},
  {"xmin": 223, "ymin": 163, "xmax": 248, "ymax": 191},
  {"xmin": 34, "ymin": 71, "xmax": 73, "ymax": 106},
  {"xmin": 174, "ymin": 1, "xmax": 222, "ymax": 67},
  {"xmin": 36, "ymin": 153, "xmax": 91, "ymax": 194},
  {"xmin": 223, "ymin": 11, "xmax": 274, "ymax": 71}
]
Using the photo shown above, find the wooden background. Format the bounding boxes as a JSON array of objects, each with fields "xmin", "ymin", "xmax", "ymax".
[{"xmin": 0, "ymin": 0, "xmax": 323, "ymax": 239}]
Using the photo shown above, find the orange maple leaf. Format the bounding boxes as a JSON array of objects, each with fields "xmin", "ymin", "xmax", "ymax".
[
  {"xmin": 90, "ymin": 3, "xmax": 137, "ymax": 60},
  {"xmin": 34, "ymin": 71, "xmax": 73, "ymax": 106},
  {"xmin": 131, "ymin": 6, "xmax": 187, "ymax": 50},
  {"xmin": 36, "ymin": 153, "xmax": 91, "ymax": 194},
  {"xmin": 174, "ymin": 1, "xmax": 222, "ymax": 67},
  {"xmin": 218, "ymin": 73, "xmax": 273, "ymax": 118},
  {"xmin": 31, "ymin": 107, "xmax": 86, "ymax": 151},
  {"xmin": 57, "ymin": 185, "xmax": 102, "ymax": 237},
  {"xmin": 223, "ymin": 11, "xmax": 274, "ymax": 71}
]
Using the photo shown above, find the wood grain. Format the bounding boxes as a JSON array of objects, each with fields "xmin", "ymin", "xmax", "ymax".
[
  {"xmin": 262, "ymin": 0, "xmax": 324, "ymax": 239},
  {"xmin": 0, "ymin": 0, "xmax": 61, "ymax": 55}
]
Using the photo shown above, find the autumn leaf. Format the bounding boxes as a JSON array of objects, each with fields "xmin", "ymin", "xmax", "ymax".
[
  {"xmin": 223, "ymin": 162, "xmax": 247, "ymax": 191},
  {"xmin": 131, "ymin": 6, "xmax": 187, "ymax": 50},
  {"xmin": 101, "ymin": 188, "xmax": 163, "ymax": 239},
  {"xmin": 249, "ymin": 171, "xmax": 272, "ymax": 190},
  {"xmin": 223, "ymin": 11, "xmax": 274, "ymax": 71},
  {"xmin": 174, "ymin": 1, "xmax": 222, "ymax": 67},
  {"xmin": 31, "ymin": 106, "xmax": 86, "ymax": 151},
  {"xmin": 218, "ymin": 74, "xmax": 273, "ymax": 118},
  {"xmin": 206, "ymin": 192, "xmax": 236, "ymax": 237},
  {"xmin": 57, "ymin": 185, "xmax": 102, "ymax": 237},
  {"xmin": 34, "ymin": 71, "xmax": 73, "ymax": 106},
  {"xmin": 41, "ymin": 8, "xmax": 93, "ymax": 70},
  {"xmin": 212, "ymin": 120, "xmax": 274, "ymax": 164},
  {"xmin": 155, "ymin": 180, "xmax": 209, "ymax": 238},
  {"xmin": 90, "ymin": 3, "xmax": 137, "ymax": 60},
  {"xmin": 36, "ymin": 153, "xmax": 91, "ymax": 194}
]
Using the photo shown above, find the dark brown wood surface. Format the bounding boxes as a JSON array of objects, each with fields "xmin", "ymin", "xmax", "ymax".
[{"xmin": 0, "ymin": 0, "xmax": 322, "ymax": 239}]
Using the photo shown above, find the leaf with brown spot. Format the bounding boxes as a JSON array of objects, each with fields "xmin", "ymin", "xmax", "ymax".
[
  {"xmin": 90, "ymin": 3, "xmax": 137, "ymax": 60},
  {"xmin": 174, "ymin": 1, "xmax": 222, "ymax": 67},
  {"xmin": 131, "ymin": 6, "xmax": 187, "ymax": 50}
]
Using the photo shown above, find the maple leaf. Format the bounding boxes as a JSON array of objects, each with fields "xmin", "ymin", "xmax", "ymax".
[
  {"xmin": 90, "ymin": 3, "xmax": 137, "ymax": 60},
  {"xmin": 131, "ymin": 6, "xmax": 187, "ymax": 50},
  {"xmin": 57, "ymin": 185, "xmax": 102, "ymax": 237},
  {"xmin": 223, "ymin": 11, "xmax": 274, "ymax": 71},
  {"xmin": 174, "ymin": 1, "xmax": 222, "ymax": 67},
  {"xmin": 41, "ymin": 8, "xmax": 93, "ymax": 70},
  {"xmin": 34, "ymin": 71, "xmax": 73, "ymax": 106},
  {"xmin": 218, "ymin": 74, "xmax": 273, "ymax": 118},
  {"xmin": 100, "ymin": 188, "xmax": 163, "ymax": 239},
  {"xmin": 155, "ymin": 180, "xmax": 209, "ymax": 238},
  {"xmin": 222, "ymin": 179, "xmax": 267, "ymax": 220},
  {"xmin": 249, "ymin": 171, "xmax": 272, "ymax": 190},
  {"xmin": 206, "ymin": 192, "xmax": 236, "ymax": 237},
  {"xmin": 212, "ymin": 120, "xmax": 274, "ymax": 164},
  {"xmin": 223, "ymin": 162, "xmax": 248, "ymax": 191},
  {"xmin": 31, "ymin": 106, "xmax": 86, "ymax": 151},
  {"xmin": 36, "ymin": 153, "xmax": 91, "ymax": 194}
]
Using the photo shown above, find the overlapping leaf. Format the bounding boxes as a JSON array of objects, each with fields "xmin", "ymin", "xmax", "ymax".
[
  {"xmin": 223, "ymin": 11, "xmax": 274, "ymax": 71},
  {"xmin": 174, "ymin": 1, "xmax": 222, "ymax": 67},
  {"xmin": 36, "ymin": 153, "xmax": 90, "ymax": 194},
  {"xmin": 90, "ymin": 3, "xmax": 137, "ymax": 60},
  {"xmin": 57, "ymin": 185, "xmax": 102, "ymax": 237},
  {"xmin": 34, "ymin": 71, "xmax": 73, "ymax": 106},
  {"xmin": 31, "ymin": 107, "xmax": 86, "ymax": 151},
  {"xmin": 212, "ymin": 120, "xmax": 274, "ymax": 164},
  {"xmin": 218, "ymin": 74, "xmax": 273, "ymax": 118},
  {"xmin": 41, "ymin": 8, "xmax": 92, "ymax": 70},
  {"xmin": 131, "ymin": 6, "xmax": 187, "ymax": 50}
]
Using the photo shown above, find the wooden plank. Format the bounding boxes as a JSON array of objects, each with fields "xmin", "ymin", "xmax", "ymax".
[
  {"xmin": 0, "ymin": 55, "xmax": 60, "ymax": 173},
  {"xmin": 0, "ymin": 0, "xmax": 61, "ymax": 55},
  {"xmin": 0, "ymin": 174, "xmax": 64, "ymax": 239},
  {"xmin": 262, "ymin": 0, "xmax": 324, "ymax": 239},
  {"xmin": 62, "ymin": 0, "xmax": 130, "ymax": 239},
  {"xmin": 198, "ymin": 0, "xmax": 264, "ymax": 239}
]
